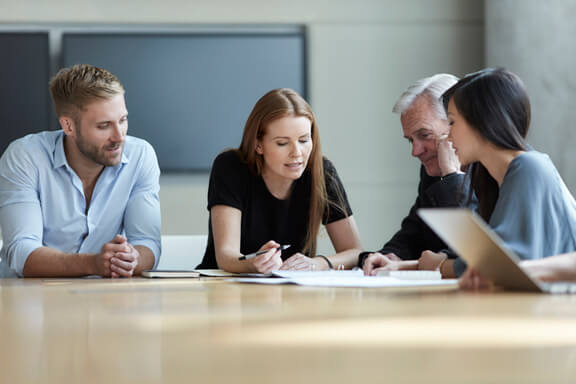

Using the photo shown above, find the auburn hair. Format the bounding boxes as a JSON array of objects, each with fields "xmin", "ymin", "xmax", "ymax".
[{"xmin": 238, "ymin": 88, "xmax": 327, "ymax": 257}]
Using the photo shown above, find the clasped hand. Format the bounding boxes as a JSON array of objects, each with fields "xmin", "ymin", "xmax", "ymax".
[{"xmin": 95, "ymin": 234, "xmax": 140, "ymax": 277}]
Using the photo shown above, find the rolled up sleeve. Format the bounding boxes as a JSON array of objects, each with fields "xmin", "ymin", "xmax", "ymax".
[
  {"xmin": 124, "ymin": 143, "xmax": 161, "ymax": 268},
  {"xmin": 0, "ymin": 142, "xmax": 43, "ymax": 276}
]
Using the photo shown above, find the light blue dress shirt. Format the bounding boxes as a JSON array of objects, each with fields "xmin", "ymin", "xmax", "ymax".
[
  {"xmin": 453, "ymin": 150, "xmax": 576, "ymax": 276},
  {"xmin": 0, "ymin": 131, "xmax": 161, "ymax": 277}
]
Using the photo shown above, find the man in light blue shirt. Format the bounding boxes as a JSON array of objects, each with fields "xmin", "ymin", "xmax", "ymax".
[{"xmin": 0, "ymin": 64, "xmax": 161, "ymax": 277}]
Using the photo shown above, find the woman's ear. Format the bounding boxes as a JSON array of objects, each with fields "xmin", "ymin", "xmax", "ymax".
[{"xmin": 255, "ymin": 141, "xmax": 264, "ymax": 155}]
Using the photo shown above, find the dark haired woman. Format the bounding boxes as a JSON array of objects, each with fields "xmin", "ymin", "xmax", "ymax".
[
  {"xmin": 420, "ymin": 68, "xmax": 576, "ymax": 278},
  {"xmin": 197, "ymin": 88, "xmax": 362, "ymax": 273}
]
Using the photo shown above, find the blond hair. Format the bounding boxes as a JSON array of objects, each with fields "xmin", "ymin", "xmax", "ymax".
[{"xmin": 50, "ymin": 64, "xmax": 124, "ymax": 119}]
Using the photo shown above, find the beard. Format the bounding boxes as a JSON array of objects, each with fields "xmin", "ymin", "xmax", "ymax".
[{"xmin": 75, "ymin": 128, "xmax": 124, "ymax": 167}]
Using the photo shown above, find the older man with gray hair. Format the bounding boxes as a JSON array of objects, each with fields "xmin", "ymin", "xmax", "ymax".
[{"xmin": 361, "ymin": 73, "xmax": 471, "ymax": 276}]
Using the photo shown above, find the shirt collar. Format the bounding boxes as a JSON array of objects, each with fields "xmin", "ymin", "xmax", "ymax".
[
  {"xmin": 53, "ymin": 131, "xmax": 68, "ymax": 169},
  {"xmin": 52, "ymin": 131, "xmax": 130, "ymax": 170}
]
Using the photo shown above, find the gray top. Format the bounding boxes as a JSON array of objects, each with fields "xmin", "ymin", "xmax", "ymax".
[{"xmin": 454, "ymin": 151, "xmax": 576, "ymax": 276}]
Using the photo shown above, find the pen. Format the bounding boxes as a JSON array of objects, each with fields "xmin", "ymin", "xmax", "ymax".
[{"xmin": 238, "ymin": 244, "xmax": 291, "ymax": 261}]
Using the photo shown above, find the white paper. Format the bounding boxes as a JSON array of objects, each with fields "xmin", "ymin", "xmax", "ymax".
[
  {"xmin": 289, "ymin": 276, "xmax": 459, "ymax": 288},
  {"xmin": 194, "ymin": 269, "xmax": 270, "ymax": 277},
  {"xmin": 271, "ymin": 270, "xmax": 364, "ymax": 279}
]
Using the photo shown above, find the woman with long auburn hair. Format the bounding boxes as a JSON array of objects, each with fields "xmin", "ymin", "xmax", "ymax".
[{"xmin": 197, "ymin": 88, "xmax": 362, "ymax": 273}]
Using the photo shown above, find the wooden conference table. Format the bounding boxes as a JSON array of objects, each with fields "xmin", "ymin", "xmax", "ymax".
[{"xmin": 1, "ymin": 277, "xmax": 576, "ymax": 384}]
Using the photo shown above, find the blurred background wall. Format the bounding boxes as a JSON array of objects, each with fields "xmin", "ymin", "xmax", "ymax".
[{"xmin": 7, "ymin": 1, "xmax": 570, "ymax": 255}]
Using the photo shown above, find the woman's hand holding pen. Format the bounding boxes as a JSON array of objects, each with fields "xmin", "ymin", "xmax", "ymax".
[{"xmin": 249, "ymin": 240, "xmax": 283, "ymax": 274}]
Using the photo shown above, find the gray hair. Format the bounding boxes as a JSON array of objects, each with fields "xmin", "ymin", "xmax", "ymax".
[{"xmin": 392, "ymin": 73, "xmax": 458, "ymax": 119}]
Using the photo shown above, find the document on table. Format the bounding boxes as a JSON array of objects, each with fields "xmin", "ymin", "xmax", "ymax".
[
  {"xmin": 232, "ymin": 269, "xmax": 458, "ymax": 288},
  {"xmin": 194, "ymin": 269, "xmax": 270, "ymax": 277},
  {"xmin": 288, "ymin": 276, "xmax": 458, "ymax": 288},
  {"xmin": 271, "ymin": 270, "xmax": 364, "ymax": 279}
]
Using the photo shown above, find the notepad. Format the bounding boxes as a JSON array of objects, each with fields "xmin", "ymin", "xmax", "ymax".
[
  {"xmin": 375, "ymin": 270, "xmax": 442, "ymax": 280},
  {"xmin": 142, "ymin": 270, "xmax": 200, "ymax": 278},
  {"xmin": 194, "ymin": 269, "xmax": 270, "ymax": 277},
  {"xmin": 288, "ymin": 276, "xmax": 458, "ymax": 288},
  {"xmin": 231, "ymin": 269, "xmax": 456, "ymax": 289},
  {"xmin": 272, "ymin": 270, "xmax": 364, "ymax": 279},
  {"xmin": 232, "ymin": 275, "xmax": 457, "ymax": 288}
]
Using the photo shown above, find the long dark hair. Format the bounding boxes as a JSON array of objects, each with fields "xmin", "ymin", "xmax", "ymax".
[{"xmin": 441, "ymin": 68, "xmax": 531, "ymax": 221}]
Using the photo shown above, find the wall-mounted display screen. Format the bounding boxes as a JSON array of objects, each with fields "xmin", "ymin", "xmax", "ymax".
[
  {"xmin": 62, "ymin": 31, "xmax": 307, "ymax": 171},
  {"xmin": 0, "ymin": 27, "xmax": 307, "ymax": 172}
]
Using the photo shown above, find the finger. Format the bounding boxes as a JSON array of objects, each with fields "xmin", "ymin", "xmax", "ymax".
[
  {"xmin": 254, "ymin": 252, "xmax": 282, "ymax": 272},
  {"xmin": 460, "ymin": 270, "xmax": 474, "ymax": 290},
  {"xmin": 263, "ymin": 252, "xmax": 283, "ymax": 270},
  {"xmin": 103, "ymin": 242, "xmax": 131, "ymax": 254},
  {"xmin": 260, "ymin": 259, "xmax": 282, "ymax": 274},
  {"xmin": 260, "ymin": 255, "xmax": 282, "ymax": 272},
  {"xmin": 282, "ymin": 255, "xmax": 305, "ymax": 267},
  {"xmin": 474, "ymin": 275, "xmax": 482, "ymax": 290},
  {"xmin": 363, "ymin": 262, "xmax": 372, "ymax": 276},
  {"xmin": 260, "ymin": 240, "xmax": 281, "ymax": 252},
  {"xmin": 256, "ymin": 249, "xmax": 281, "ymax": 264},
  {"xmin": 470, "ymin": 273, "xmax": 481, "ymax": 291},
  {"xmin": 366, "ymin": 254, "xmax": 388, "ymax": 272},
  {"xmin": 110, "ymin": 256, "xmax": 135, "ymax": 270},
  {"xmin": 363, "ymin": 255, "xmax": 377, "ymax": 275},
  {"xmin": 283, "ymin": 259, "xmax": 310, "ymax": 271},
  {"xmin": 110, "ymin": 263, "xmax": 134, "ymax": 277},
  {"xmin": 372, "ymin": 259, "xmax": 401, "ymax": 274},
  {"xmin": 371, "ymin": 267, "xmax": 389, "ymax": 276},
  {"xmin": 458, "ymin": 270, "xmax": 471, "ymax": 289},
  {"xmin": 112, "ymin": 234, "xmax": 127, "ymax": 244},
  {"xmin": 384, "ymin": 253, "xmax": 402, "ymax": 261},
  {"xmin": 280, "ymin": 260, "xmax": 296, "ymax": 269},
  {"xmin": 371, "ymin": 266, "xmax": 391, "ymax": 276},
  {"xmin": 458, "ymin": 277, "xmax": 470, "ymax": 290},
  {"xmin": 293, "ymin": 261, "xmax": 313, "ymax": 270},
  {"xmin": 435, "ymin": 133, "xmax": 448, "ymax": 148},
  {"xmin": 113, "ymin": 251, "xmax": 137, "ymax": 263},
  {"xmin": 100, "ymin": 251, "xmax": 114, "ymax": 262}
]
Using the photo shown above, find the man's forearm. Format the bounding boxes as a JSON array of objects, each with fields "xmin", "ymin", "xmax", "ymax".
[
  {"xmin": 22, "ymin": 247, "xmax": 97, "ymax": 277},
  {"xmin": 133, "ymin": 245, "xmax": 155, "ymax": 275}
]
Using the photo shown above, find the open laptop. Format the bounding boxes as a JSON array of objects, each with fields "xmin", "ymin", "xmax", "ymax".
[{"xmin": 418, "ymin": 208, "xmax": 576, "ymax": 293}]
